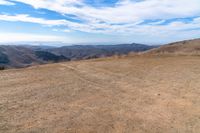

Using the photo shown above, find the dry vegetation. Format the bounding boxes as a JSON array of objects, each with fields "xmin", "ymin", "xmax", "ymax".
[
  {"xmin": 0, "ymin": 55, "xmax": 200, "ymax": 133},
  {"xmin": 143, "ymin": 39, "xmax": 200, "ymax": 56}
]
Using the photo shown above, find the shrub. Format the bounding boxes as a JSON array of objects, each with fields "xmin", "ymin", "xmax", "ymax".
[{"xmin": 0, "ymin": 66, "xmax": 5, "ymax": 70}]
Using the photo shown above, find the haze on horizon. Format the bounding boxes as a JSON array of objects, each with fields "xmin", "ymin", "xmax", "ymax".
[{"xmin": 0, "ymin": 0, "xmax": 200, "ymax": 45}]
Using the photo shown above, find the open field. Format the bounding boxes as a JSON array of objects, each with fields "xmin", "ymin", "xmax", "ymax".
[{"xmin": 0, "ymin": 55, "xmax": 200, "ymax": 133}]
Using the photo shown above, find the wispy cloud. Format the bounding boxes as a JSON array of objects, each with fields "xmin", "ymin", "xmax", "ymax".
[
  {"xmin": 0, "ymin": 33, "xmax": 67, "ymax": 42},
  {"xmin": 1, "ymin": 13, "xmax": 199, "ymax": 35},
  {"xmin": 0, "ymin": 0, "xmax": 200, "ymax": 43},
  {"xmin": 12, "ymin": 0, "xmax": 200, "ymax": 23},
  {"xmin": 0, "ymin": 0, "xmax": 15, "ymax": 5},
  {"xmin": 0, "ymin": 14, "xmax": 67, "ymax": 26}
]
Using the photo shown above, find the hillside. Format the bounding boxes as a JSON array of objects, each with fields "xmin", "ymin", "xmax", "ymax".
[
  {"xmin": 48, "ymin": 43, "xmax": 155, "ymax": 60},
  {"xmin": 0, "ymin": 43, "xmax": 155, "ymax": 68},
  {"xmin": 144, "ymin": 39, "xmax": 200, "ymax": 55},
  {"xmin": 0, "ymin": 45, "xmax": 43, "ymax": 68},
  {"xmin": 0, "ymin": 55, "xmax": 200, "ymax": 133}
]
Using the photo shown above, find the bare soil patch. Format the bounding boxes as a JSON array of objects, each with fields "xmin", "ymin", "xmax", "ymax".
[{"xmin": 0, "ymin": 56, "xmax": 200, "ymax": 133}]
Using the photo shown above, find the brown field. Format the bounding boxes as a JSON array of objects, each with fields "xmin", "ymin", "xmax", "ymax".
[{"xmin": 0, "ymin": 55, "xmax": 200, "ymax": 133}]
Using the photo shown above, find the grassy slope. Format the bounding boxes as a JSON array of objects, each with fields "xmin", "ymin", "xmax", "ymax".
[{"xmin": 143, "ymin": 39, "xmax": 200, "ymax": 56}]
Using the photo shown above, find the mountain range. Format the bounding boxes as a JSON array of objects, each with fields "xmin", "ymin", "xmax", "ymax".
[
  {"xmin": 1, "ymin": 39, "xmax": 200, "ymax": 69},
  {"xmin": 0, "ymin": 43, "xmax": 156, "ymax": 68}
]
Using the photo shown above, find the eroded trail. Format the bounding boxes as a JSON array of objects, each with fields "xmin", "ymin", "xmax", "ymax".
[{"xmin": 0, "ymin": 56, "xmax": 200, "ymax": 133}]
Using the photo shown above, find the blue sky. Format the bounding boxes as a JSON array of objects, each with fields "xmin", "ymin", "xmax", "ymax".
[{"xmin": 0, "ymin": 0, "xmax": 200, "ymax": 45}]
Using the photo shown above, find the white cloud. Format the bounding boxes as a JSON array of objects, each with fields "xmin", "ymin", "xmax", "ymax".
[
  {"xmin": 0, "ymin": 13, "xmax": 200, "ymax": 36},
  {"xmin": 9, "ymin": 0, "xmax": 200, "ymax": 34},
  {"xmin": 0, "ymin": 14, "xmax": 112, "ymax": 33},
  {"xmin": 1, "ymin": 0, "xmax": 200, "ymax": 43},
  {"xmin": 0, "ymin": 14, "xmax": 67, "ymax": 26},
  {"xmin": 12, "ymin": 0, "xmax": 200, "ymax": 24},
  {"xmin": 0, "ymin": 0, "xmax": 15, "ymax": 5},
  {"xmin": 53, "ymin": 28, "xmax": 71, "ymax": 33},
  {"xmin": 0, "ymin": 33, "xmax": 67, "ymax": 42}
]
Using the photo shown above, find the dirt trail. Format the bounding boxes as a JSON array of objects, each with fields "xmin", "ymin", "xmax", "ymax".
[{"xmin": 0, "ymin": 56, "xmax": 200, "ymax": 133}]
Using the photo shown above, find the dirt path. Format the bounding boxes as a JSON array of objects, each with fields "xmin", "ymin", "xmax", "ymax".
[{"xmin": 0, "ymin": 56, "xmax": 200, "ymax": 133}]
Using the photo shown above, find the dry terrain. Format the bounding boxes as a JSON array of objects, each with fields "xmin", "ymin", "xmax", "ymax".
[
  {"xmin": 144, "ymin": 39, "xmax": 200, "ymax": 56},
  {"xmin": 0, "ymin": 55, "xmax": 200, "ymax": 133}
]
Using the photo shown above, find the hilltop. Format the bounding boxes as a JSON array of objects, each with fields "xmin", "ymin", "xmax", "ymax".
[
  {"xmin": 1, "ymin": 52, "xmax": 200, "ymax": 133},
  {"xmin": 143, "ymin": 39, "xmax": 200, "ymax": 56}
]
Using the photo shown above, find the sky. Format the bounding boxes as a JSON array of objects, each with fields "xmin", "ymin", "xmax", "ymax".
[{"xmin": 0, "ymin": 0, "xmax": 200, "ymax": 45}]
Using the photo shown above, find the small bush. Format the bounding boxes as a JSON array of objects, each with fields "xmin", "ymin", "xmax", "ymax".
[{"xmin": 0, "ymin": 66, "xmax": 5, "ymax": 70}]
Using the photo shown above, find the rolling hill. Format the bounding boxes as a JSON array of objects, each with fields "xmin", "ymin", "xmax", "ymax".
[
  {"xmin": 143, "ymin": 39, "xmax": 200, "ymax": 55},
  {"xmin": 0, "ymin": 45, "xmax": 43, "ymax": 68},
  {"xmin": 0, "ymin": 43, "xmax": 155, "ymax": 68},
  {"xmin": 48, "ymin": 43, "xmax": 155, "ymax": 60}
]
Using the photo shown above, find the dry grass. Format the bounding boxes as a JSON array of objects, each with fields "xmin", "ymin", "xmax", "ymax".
[
  {"xmin": 0, "ymin": 56, "xmax": 200, "ymax": 133},
  {"xmin": 143, "ymin": 39, "xmax": 200, "ymax": 56}
]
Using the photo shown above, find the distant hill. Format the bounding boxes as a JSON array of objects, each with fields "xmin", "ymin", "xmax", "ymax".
[
  {"xmin": 143, "ymin": 39, "xmax": 200, "ymax": 56},
  {"xmin": 35, "ymin": 51, "xmax": 70, "ymax": 62},
  {"xmin": 0, "ymin": 45, "xmax": 43, "ymax": 68},
  {"xmin": 0, "ymin": 43, "xmax": 155, "ymax": 68},
  {"xmin": 48, "ymin": 43, "xmax": 156, "ymax": 60}
]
